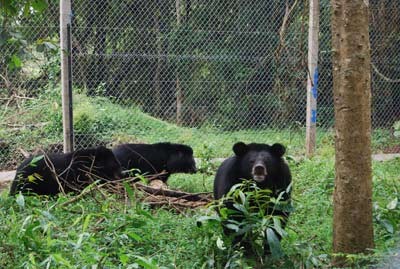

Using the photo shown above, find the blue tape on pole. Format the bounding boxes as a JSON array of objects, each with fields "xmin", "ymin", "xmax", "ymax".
[
  {"xmin": 311, "ymin": 109, "xmax": 317, "ymax": 123},
  {"xmin": 312, "ymin": 67, "xmax": 318, "ymax": 99}
]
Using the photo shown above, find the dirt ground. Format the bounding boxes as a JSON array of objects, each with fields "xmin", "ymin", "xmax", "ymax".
[{"xmin": 0, "ymin": 170, "xmax": 15, "ymax": 192}]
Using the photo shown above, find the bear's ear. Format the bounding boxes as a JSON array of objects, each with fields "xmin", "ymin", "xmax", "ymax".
[
  {"xmin": 271, "ymin": 143, "xmax": 286, "ymax": 157},
  {"xmin": 233, "ymin": 142, "xmax": 248, "ymax": 157}
]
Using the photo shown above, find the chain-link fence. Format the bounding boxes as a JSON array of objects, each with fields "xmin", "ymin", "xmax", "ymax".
[{"xmin": 1, "ymin": 0, "xmax": 400, "ymax": 169}]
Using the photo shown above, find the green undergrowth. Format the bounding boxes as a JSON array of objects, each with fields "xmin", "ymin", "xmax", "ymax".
[
  {"xmin": 1, "ymin": 88, "xmax": 399, "ymax": 267},
  {"xmin": 1, "ymin": 156, "xmax": 399, "ymax": 268}
]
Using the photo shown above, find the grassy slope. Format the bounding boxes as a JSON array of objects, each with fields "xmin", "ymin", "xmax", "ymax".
[
  {"xmin": 0, "ymin": 90, "xmax": 399, "ymax": 267},
  {"xmin": 1, "ymin": 88, "xmax": 327, "ymax": 162}
]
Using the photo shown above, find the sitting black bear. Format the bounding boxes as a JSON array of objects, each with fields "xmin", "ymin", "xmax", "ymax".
[
  {"xmin": 213, "ymin": 142, "xmax": 292, "ymax": 252},
  {"xmin": 112, "ymin": 142, "xmax": 197, "ymax": 182},
  {"xmin": 9, "ymin": 146, "xmax": 122, "ymax": 196}
]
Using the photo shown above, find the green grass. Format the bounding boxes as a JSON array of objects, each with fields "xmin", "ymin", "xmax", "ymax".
[
  {"xmin": 1, "ymin": 157, "xmax": 399, "ymax": 268},
  {"xmin": 1, "ymin": 87, "xmax": 397, "ymax": 166},
  {"xmin": 1, "ymin": 88, "xmax": 400, "ymax": 267},
  {"xmin": 0, "ymin": 87, "xmax": 332, "ymax": 163}
]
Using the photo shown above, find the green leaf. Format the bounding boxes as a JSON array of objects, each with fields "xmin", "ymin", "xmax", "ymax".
[
  {"xmin": 82, "ymin": 214, "xmax": 92, "ymax": 232},
  {"xmin": 127, "ymin": 232, "xmax": 142, "ymax": 242},
  {"xmin": 216, "ymin": 237, "xmax": 226, "ymax": 250},
  {"xmin": 134, "ymin": 256, "xmax": 159, "ymax": 269},
  {"xmin": 119, "ymin": 253, "xmax": 129, "ymax": 265},
  {"xmin": 238, "ymin": 190, "xmax": 246, "ymax": 204},
  {"xmin": 123, "ymin": 181, "xmax": 135, "ymax": 202},
  {"xmin": 9, "ymin": 54, "xmax": 22, "ymax": 69},
  {"xmin": 52, "ymin": 253, "xmax": 72, "ymax": 268},
  {"xmin": 16, "ymin": 193, "xmax": 25, "ymax": 208},
  {"xmin": 232, "ymin": 203, "xmax": 247, "ymax": 214},
  {"xmin": 266, "ymin": 227, "xmax": 284, "ymax": 258},
  {"xmin": 380, "ymin": 219, "xmax": 394, "ymax": 234},
  {"xmin": 225, "ymin": 223, "xmax": 239, "ymax": 232},
  {"xmin": 196, "ymin": 215, "xmax": 221, "ymax": 227},
  {"xmin": 387, "ymin": 197, "xmax": 398, "ymax": 210},
  {"xmin": 273, "ymin": 217, "xmax": 287, "ymax": 238},
  {"xmin": 29, "ymin": 155, "xmax": 44, "ymax": 167},
  {"xmin": 31, "ymin": 0, "xmax": 48, "ymax": 13},
  {"xmin": 44, "ymin": 41, "xmax": 57, "ymax": 51},
  {"xmin": 23, "ymin": 2, "xmax": 31, "ymax": 17}
]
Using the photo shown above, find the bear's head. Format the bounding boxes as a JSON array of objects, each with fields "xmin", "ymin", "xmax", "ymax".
[
  {"xmin": 165, "ymin": 143, "xmax": 197, "ymax": 174},
  {"xmin": 233, "ymin": 142, "xmax": 286, "ymax": 184}
]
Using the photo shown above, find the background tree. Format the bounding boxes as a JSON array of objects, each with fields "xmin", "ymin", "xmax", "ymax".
[{"xmin": 331, "ymin": 0, "xmax": 374, "ymax": 266}]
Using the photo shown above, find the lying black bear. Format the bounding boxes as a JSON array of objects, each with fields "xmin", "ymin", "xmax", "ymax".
[
  {"xmin": 213, "ymin": 142, "xmax": 292, "ymax": 252},
  {"xmin": 112, "ymin": 142, "xmax": 197, "ymax": 182},
  {"xmin": 9, "ymin": 146, "xmax": 122, "ymax": 196}
]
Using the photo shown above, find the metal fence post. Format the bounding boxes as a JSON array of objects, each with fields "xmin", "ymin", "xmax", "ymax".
[
  {"xmin": 306, "ymin": 0, "xmax": 320, "ymax": 157},
  {"xmin": 60, "ymin": 0, "xmax": 74, "ymax": 153}
]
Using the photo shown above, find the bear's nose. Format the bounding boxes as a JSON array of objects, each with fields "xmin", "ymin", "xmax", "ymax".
[{"xmin": 253, "ymin": 164, "xmax": 266, "ymax": 175}]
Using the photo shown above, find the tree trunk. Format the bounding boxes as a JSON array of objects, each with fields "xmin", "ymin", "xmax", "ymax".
[
  {"xmin": 331, "ymin": 0, "xmax": 374, "ymax": 266},
  {"xmin": 175, "ymin": 0, "xmax": 183, "ymax": 125},
  {"xmin": 154, "ymin": 3, "xmax": 162, "ymax": 117}
]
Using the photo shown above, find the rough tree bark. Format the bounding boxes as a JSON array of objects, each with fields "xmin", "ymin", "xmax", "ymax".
[{"xmin": 331, "ymin": 0, "xmax": 374, "ymax": 266}]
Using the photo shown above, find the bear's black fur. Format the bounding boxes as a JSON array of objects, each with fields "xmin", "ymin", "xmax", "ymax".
[
  {"xmin": 213, "ymin": 142, "xmax": 292, "ymax": 251},
  {"xmin": 112, "ymin": 142, "xmax": 196, "ymax": 182},
  {"xmin": 9, "ymin": 146, "xmax": 122, "ymax": 196}
]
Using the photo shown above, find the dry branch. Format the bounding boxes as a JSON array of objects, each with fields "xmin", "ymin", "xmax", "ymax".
[
  {"xmin": 134, "ymin": 182, "xmax": 211, "ymax": 202},
  {"xmin": 57, "ymin": 174, "xmax": 212, "ymax": 210}
]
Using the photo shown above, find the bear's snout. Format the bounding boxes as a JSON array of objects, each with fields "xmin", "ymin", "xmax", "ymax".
[{"xmin": 252, "ymin": 163, "xmax": 267, "ymax": 182}]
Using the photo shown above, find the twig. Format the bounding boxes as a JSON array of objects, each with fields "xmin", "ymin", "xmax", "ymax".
[
  {"xmin": 372, "ymin": 63, "xmax": 400, "ymax": 83},
  {"xmin": 275, "ymin": 0, "xmax": 299, "ymax": 61}
]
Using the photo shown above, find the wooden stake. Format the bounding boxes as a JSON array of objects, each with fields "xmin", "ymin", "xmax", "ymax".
[
  {"xmin": 60, "ymin": 0, "xmax": 74, "ymax": 152},
  {"xmin": 306, "ymin": 0, "xmax": 320, "ymax": 157}
]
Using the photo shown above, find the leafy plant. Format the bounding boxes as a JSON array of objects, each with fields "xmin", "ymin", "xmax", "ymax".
[
  {"xmin": 374, "ymin": 195, "xmax": 400, "ymax": 235},
  {"xmin": 200, "ymin": 180, "xmax": 293, "ymax": 264}
]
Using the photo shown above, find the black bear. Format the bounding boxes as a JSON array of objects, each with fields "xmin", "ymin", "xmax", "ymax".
[
  {"xmin": 9, "ymin": 146, "xmax": 122, "ymax": 196},
  {"xmin": 112, "ymin": 142, "xmax": 197, "ymax": 182},
  {"xmin": 213, "ymin": 142, "xmax": 292, "ymax": 251}
]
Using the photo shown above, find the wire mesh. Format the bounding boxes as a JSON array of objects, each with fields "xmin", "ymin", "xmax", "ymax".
[{"xmin": 0, "ymin": 0, "xmax": 399, "ymax": 169}]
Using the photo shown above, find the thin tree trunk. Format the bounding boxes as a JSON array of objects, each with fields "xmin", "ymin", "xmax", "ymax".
[
  {"xmin": 331, "ymin": 0, "xmax": 374, "ymax": 266},
  {"xmin": 154, "ymin": 3, "xmax": 162, "ymax": 117},
  {"xmin": 306, "ymin": 0, "xmax": 319, "ymax": 157},
  {"xmin": 175, "ymin": 0, "xmax": 183, "ymax": 125}
]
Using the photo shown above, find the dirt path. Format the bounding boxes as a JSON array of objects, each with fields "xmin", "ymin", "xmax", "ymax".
[{"xmin": 0, "ymin": 170, "xmax": 15, "ymax": 192}]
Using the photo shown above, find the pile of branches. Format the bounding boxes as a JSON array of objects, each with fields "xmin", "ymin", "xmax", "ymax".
[
  {"xmin": 137, "ymin": 180, "xmax": 212, "ymax": 210},
  {"xmin": 61, "ymin": 173, "xmax": 213, "ymax": 211}
]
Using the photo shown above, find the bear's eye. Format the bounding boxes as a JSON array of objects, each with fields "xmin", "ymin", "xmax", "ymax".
[{"xmin": 249, "ymin": 159, "xmax": 255, "ymax": 164}]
